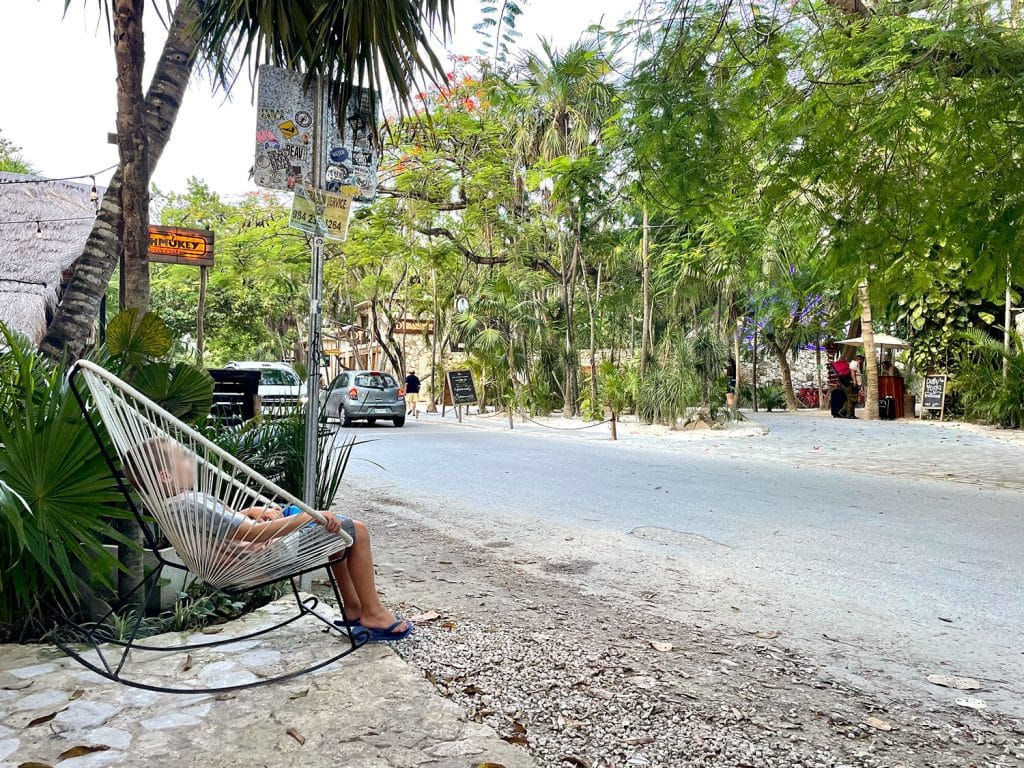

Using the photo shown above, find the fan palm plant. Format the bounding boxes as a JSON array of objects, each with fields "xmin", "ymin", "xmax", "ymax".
[{"xmin": 0, "ymin": 325, "xmax": 128, "ymax": 638}]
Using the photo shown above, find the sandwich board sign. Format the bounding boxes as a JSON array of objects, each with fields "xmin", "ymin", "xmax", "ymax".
[
  {"xmin": 289, "ymin": 186, "xmax": 355, "ymax": 241},
  {"xmin": 920, "ymin": 373, "xmax": 947, "ymax": 420},
  {"xmin": 445, "ymin": 370, "xmax": 478, "ymax": 405},
  {"xmin": 254, "ymin": 66, "xmax": 379, "ymax": 202}
]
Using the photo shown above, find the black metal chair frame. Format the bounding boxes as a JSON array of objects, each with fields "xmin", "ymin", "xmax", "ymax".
[{"xmin": 56, "ymin": 365, "xmax": 367, "ymax": 694}]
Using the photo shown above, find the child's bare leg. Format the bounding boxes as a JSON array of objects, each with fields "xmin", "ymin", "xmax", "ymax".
[
  {"xmin": 328, "ymin": 520, "xmax": 408, "ymax": 632},
  {"xmin": 329, "ymin": 554, "xmax": 361, "ymax": 620}
]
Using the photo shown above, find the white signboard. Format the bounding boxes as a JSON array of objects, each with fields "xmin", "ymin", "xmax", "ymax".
[
  {"xmin": 289, "ymin": 186, "xmax": 355, "ymax": 241},
  {"xmin": 254, "ymin": 66, "xmax": 379, "ymax": 202}
]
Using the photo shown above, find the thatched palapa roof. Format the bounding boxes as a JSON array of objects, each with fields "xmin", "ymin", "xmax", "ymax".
[{"xmin": 0, "ymin": 173, "xmax": 97, "ymax": 343}]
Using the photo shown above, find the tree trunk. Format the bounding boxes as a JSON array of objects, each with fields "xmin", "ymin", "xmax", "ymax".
[
  {"xmin": 427, "ymin": 267, "xmax": 439, "ymax": 412},
  {"xmin": 115, "ymin": 0, "xmax": 150, "ymax": 313},
  {"xmin": 109, "ymin": 0, "xmax": 149, "ymax": 613},
  {"xmin": 859, "ymin": 277, "xmax": 879, "ymax": 420},
  {"xmin": 560, "ymin": 237, "xmax": 579, "ymax": 418},
  {"xmin": 41, "ymin": 0, "xmax": 201, "ymax": 360},
  {"xmin": 771, "ymin": 340, "xmax": 800, "ymax": 412},
  {"xmin": 640, "ymin": 206, "xmax": 651, "ymax": 376}
]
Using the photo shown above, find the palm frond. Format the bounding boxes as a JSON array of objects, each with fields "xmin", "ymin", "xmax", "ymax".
[{"xmin": 197, "ymin": 0, "xmax": 455, "ymax": 126}]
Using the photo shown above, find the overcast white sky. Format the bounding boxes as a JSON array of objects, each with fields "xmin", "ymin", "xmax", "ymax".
[{"xmin": 0, "ymin": 0, "xmax": 634, "ymax": 195}]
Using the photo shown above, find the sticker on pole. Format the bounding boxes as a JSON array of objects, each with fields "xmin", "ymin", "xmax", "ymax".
[{"xmin": 289, "ymin": 186, "xmax": 354, "ymax": 241}]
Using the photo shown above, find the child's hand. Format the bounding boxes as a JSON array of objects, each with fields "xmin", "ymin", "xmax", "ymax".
[
  {"xmin": 258, "ymin": 505, "xmax": 283, "ymax": 521},
  {"xmin": 320, "ymin": 514, "xmax": 341, "ymax": 534}
]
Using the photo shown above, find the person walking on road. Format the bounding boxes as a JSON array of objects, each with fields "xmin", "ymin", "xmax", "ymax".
[{"xmin": 405, "ymin": 370, "xmax": 422, "ymax": 417}]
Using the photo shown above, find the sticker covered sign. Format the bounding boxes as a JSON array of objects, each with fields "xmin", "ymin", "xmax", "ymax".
[{"xmin": 254, "ymin": 66, "xmax": 379, "ymax": 201}]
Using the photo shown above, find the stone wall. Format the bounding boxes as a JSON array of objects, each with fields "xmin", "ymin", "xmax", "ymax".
[{"xmin": 738, "ymin": 349, "xmax": 827, "ymax": 390}]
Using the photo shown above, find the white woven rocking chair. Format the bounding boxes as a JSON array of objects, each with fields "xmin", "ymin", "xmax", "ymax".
[{"xmin": 60, "ymin": 360, "xmax": 366, "ymax": 693}]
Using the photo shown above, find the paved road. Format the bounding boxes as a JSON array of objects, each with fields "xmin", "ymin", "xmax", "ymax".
[{"xmin": 340, "ymin": 412, "xmax": 1024, "ymax": 713}]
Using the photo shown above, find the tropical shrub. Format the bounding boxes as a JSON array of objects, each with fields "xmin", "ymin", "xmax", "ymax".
[
  {"xmin": 756, "ymin": 384, "xmax": 787, "ymax": 413},
  {"xmin": 0, "ymin": 326, "xmax": 127, "ymax": 639},
  {"xmin": 953, "ymin": 329, "xmax": 1024, "ymax": 429}
]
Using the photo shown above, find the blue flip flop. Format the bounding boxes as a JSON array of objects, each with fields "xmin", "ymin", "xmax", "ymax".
[{"xmin": 360, "ymin": 619, "xmax": 414, "ymax": 642}]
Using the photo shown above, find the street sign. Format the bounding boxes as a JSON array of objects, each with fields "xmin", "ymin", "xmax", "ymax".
[
  {"xmin": 254, "ymin": 66, "xmax": 379, "ymax": 202},
  {"xmin": 288, "ymin": 186, "xmax": 354, "ymax": 241},
  {"xmin": 147, "ymin": 226, "xmax": 214, "ymax": 267},
  {"xmin": 446, "ymin": 370, "xmax": 478, "ymax": 405}
]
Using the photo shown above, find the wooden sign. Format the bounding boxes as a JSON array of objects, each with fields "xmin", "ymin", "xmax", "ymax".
[
  {"xmin": 148, "ymin": 226, "xmax": 214, "ymax": 267},
  {"xmin": 921, "ymin": 374, "xmax": 947, "ymax": 420},
  {"xmin": 446, "ymin": 370, "xmax": 477, "ymax": 405}
]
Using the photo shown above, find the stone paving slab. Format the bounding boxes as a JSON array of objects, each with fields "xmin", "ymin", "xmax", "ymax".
[{"xmin": 0, "ymin": 597, "xmax": 534, "ymax": 768}]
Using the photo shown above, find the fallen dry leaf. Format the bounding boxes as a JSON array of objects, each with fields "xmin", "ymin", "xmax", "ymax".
[
  {"xmin": 927, "ymin": 674, "xmax": 982, "ymax": 691},
  {"xmin": 440, "ymin": 621, "xmax": 458, "ymax": 630},
  {"xmin": 181, "ymin": 654, "xmax": 193, "ymax": 673},
  {"xmin": 288, "ymin": 688, "xmax": 310, "ymax": 700},
  {"xmin": 560, "ymin": 757, "xmax": 592, "ymax": 768},
  {"xmin": 17, "ymin": 762, "xmax": 53, "ymax": 768},
  {"xmin": 410, "ymin": 611, "xmax": 441, "ymax": 623},
  {"xmin": 213, "ymin": 693, "xmax": 235, "ymax": 701},
  {"xmin": 58, "ymin": 745, "xmax": 110, "ymax": 760},
  {"xmin": 200, "ymin": 626, "xmax": 224, "ymax": 635},
  {"xmin": 650, "ymin": 641, "xmax": 673, "ymax": 652},
  {"xmin": 2, "ymin": 678, "xmax": 34, "ymax": 691},
  {"xmin": 285, "ymin": 727, "xmax": 306, "ymax": 745},
  {"xmin": 501, "ymin": 735, "xmax": 529, "ymax": 746},
  {"xmin": 512, "ymin": 720, "xmax": 527, "ymax": 734},
  {"xmin": 473, "ymin": 764, "xmax": 507, "ymax": 768},
  {"xmin": 27, "ymin": 709, "xmax": 65, "ymax": 728},
  {"xmin": 864, "ymin": 717, "xmax": 892, "ymax": 732},
  {"xmin": 69, "ymin": 689, "xmax": 85, "ymax": 701}
]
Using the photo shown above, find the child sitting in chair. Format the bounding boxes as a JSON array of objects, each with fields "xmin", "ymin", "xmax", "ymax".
[{"xmin": 125, "ymin": 437, "xmax": 412, "ymax": 642}]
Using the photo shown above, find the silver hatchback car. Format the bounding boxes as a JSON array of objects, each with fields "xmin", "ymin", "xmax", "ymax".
[{"xmin": 321, "ymin": 370, "xmax": 407, "ymax": 427}]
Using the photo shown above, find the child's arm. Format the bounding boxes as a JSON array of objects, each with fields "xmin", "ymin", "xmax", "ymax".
[
  {"xmin": 239, "ymin": 505, "xmax": 282, "ymax": 521},
  {"xmin": 230, "ymin": 511, "xmax": 341, "ymax": 543}
]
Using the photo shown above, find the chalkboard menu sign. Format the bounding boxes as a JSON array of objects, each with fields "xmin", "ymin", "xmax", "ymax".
[
  {"xmin": 921, "ymin": 374, "xmax": 947, "ymax": 419},
  {"xmin": 446, "ymin": 370, "xmax": 478, "ymax": 405}
]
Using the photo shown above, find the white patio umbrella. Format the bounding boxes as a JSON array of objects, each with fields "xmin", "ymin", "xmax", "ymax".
[{"xmin": 836, "ymin": 333, "xmax": 909, "ymax": 350}]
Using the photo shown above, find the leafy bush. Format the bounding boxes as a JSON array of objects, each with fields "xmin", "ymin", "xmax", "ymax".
[
  {"xmin": 637, "ymin": 336, "xmax": 700, "ymax": 425},
  {"xmin": 757, "ymin": 384, "xmax": 787, "ymax": 412},
  {"xmin": 953, "ymin": 328, "xmax": 1024, "ymax": 428}
]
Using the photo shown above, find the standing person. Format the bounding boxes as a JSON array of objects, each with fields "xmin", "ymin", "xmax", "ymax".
[
  {"xmin": 404, "ymin": 370, "xmax": 422, "ymax": 417},
  {"xmin": 725, "ymin": 356, "xmax": 737, "ymax": 408},
  {"xmin": 849, "ymin": 354, "xmax": 865, "ymax": 412}
]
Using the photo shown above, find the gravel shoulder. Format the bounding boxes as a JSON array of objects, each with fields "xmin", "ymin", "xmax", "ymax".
[{"xmin": 343, "ymin": 485, "xmax": 1024, "ymax": 768}]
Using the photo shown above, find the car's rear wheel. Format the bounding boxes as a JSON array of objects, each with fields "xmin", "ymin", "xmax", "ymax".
[
  {"xmin": 393, "ymin": 416, "xmax": 406, "ymax": 428},
  {"xmin": 342, "ymin": 413, "xmax": 353, "ymax": 428},
  {"xmin": 367, "ymin": 418, "xmax": 377, "ymax": 426}
]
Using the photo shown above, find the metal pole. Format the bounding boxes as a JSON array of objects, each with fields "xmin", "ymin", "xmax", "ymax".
[
  {"xmin": 302, "ymin": 78, "xmax": 326, "ymax": 509},
  {"xmin": 197, "ymin": 265, "xmax": 207, "ymax": 366}
]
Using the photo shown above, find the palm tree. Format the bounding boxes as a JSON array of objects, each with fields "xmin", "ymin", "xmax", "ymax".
[
  {"xmin": 43, "ymin": 0, "xmax": 455, "ymax": 361},
  {"xmin": 506, "ymin": 39, "xmax": 615, "ymax": 417}
]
